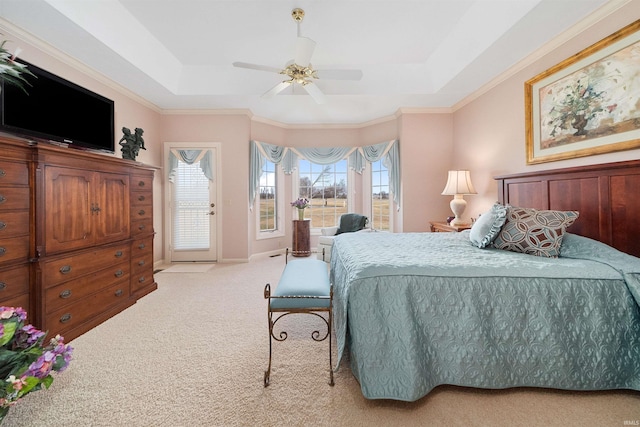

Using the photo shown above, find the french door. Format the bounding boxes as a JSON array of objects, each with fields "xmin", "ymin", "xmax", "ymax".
[{"xmin": 165, "ymin": 142, "xmax": 220, "ymax": 262}]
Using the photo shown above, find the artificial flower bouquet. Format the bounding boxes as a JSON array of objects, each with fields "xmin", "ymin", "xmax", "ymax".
[
  {"xmin": 290, "ymin": 198, "xmax": 310, "ymax": 209},
  {"xmin": 0, "ymin": 307, "xmax": 73, "ymax": 421}
]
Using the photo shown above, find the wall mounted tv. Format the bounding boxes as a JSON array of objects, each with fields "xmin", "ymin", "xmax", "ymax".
[{"xmin": 0, "ymin": 59, "xmax": 115, "ymax": 153}]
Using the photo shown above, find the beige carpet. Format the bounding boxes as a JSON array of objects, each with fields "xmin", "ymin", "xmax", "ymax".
[{"xmin": 3, "ymin": 255, "xmax": 639, "ymax": 426}]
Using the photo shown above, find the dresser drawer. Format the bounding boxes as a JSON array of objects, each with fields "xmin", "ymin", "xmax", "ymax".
[
  {"xmin": 0, "ymin": 211, "xmax": 29, "ymax": 238},
  {"xmin": 130, "ymin": 203, "xmax": 152, "ymax": 221},
  {"xmin": 46, "ymin": 281, "xmax": 130, "ymax": 336},
  {"xmin": 132, "ymin": 253, "xmax": 153, "ymax": 274},
  {"xmin": 42, "ymin": 244, "xmax": 131, "ymax": 288},
  {"xmin": 0, "ymin": 161, "xmax": 28, "ymax": 186},
  {"xmin": 132, "ymin": 237, "xmax": 153, "ymax": 254},
  {"xmin": 1, "ymin": 294, "xmax": 29, "ymax": 313},
  {"xmin": 131, "ymin": 218, "xmax": 153, "ymax": 237},
  {"xmin": 131, "ymin": 191, "xmax": 151, "ymax": 206},
  {"xmin": 131, "ymin": 175, "xmax": 153, "ymax": 192},
  {"xmin": 0, "ymin": 264, "xmax": 29, "ymax": 302},
  {"xmin": 0, "ymin": 187, "xmax": 29, "ymax": 211},
  {"xmin": 0, "ymin": 236, "xmax": 29, "ymax": 264},
  {"xmin": 131, "ymin": 270, "xmax": 154, "ymax": 294},
  {"xmin": 45, "ymin": 261, "xmax": 130, "ymax": 313}
]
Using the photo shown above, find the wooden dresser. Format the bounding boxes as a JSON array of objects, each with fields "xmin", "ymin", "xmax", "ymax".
[
  {"xmin": 0, "ymin": 135, "xmax": 157, "ymax": 341},
  {"xmin": 0, "ymin": 139, "xmax": 31, "ymax": 316}
]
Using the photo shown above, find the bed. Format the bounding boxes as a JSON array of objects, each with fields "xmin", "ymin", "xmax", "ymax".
[{"xmin": 330, "ymin": 160, "xmax": 640, "ymax": 401}]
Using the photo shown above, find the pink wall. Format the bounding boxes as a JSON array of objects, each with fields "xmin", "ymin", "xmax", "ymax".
[
  {"xmin": 160, "ymin": 114, "xmax": 252, "ymax": 260},
  {"xmin": 399, "ymin": 112, "xmax": 454, "ymax": 231},
  {"xmin": 453, "ymin": 2, "xmax": 640, "ymax": 219}
]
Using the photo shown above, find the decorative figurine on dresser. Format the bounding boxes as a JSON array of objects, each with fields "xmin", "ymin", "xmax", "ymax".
[{"xmin": 119, "ymin": 127, "xmax": 146, "ymax": 161}]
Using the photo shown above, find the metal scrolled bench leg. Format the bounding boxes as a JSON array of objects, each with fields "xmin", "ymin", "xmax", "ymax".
[{"xmin": 264, "ymin": 251, "xmax": 333, "ymax": 387}]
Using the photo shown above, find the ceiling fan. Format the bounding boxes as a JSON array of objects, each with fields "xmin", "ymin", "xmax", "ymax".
[{"xmin": 232, "ymin": 8, "xmax": 363, "ymax": 104}]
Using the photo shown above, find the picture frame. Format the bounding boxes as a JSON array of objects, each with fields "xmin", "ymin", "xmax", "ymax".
[{"xmin": 525, "ymin": 19, "xmax": 640, "ymax": 165}]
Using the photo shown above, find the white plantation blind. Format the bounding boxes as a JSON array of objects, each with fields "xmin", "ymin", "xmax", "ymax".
[{"xmin": 172, "ymin": 161, "xmax": 210, "ymax": 250}]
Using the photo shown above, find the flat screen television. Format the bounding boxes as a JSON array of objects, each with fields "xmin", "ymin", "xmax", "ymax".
[{"xmin": 0, "ymin": 59, "xmax": 115, "ymax": 153}]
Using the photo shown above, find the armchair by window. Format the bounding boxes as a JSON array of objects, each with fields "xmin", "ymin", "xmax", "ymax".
[{"xmin": 317, "ymin": 214, "xmax": 369, "ymax": 263}]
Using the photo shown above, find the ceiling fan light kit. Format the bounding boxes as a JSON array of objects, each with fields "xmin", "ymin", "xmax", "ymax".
[{"xmin": 232, "ymin": 8, "xmax": 362, "ymax": 104}]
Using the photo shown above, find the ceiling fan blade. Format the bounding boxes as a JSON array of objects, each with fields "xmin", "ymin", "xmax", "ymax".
[
  {"xmin": 232, "ymin": 62, "xmax": 282, "ymax": 74},
  {"xmin": 315, "ymin": 69, "xmax": 363, "ymax": 81},
  {"xmin": 302, "ymin": 82, "xmax": 326, "ymax": 104},
  {"xmin": 294, "ymin": 37, "xmax": 316, "ymax": 67},
  {"xmin": 262, "ymin": 81, "xmax": 292, "ymax": 99}
]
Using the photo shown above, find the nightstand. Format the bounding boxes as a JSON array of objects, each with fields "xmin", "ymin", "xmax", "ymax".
[{"xmin": 429, "ymin": 221, "xmax": 472, "ymax": 232}]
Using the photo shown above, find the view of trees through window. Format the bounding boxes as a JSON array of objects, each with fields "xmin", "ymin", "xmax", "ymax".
[
  {"xmin": 371, "ymin": 159, "xmax": 390, "ymax": 231},
  {"xmin": 260, "ymin": 156, "xmax": 391, "ymax": 231},
  {"xmin": 259, "ymin": 160, "xmax": 276, "ymax": 231},
  {"xmin": 297, "ymin": 159, "xmax": 347, "ymax": 228}
]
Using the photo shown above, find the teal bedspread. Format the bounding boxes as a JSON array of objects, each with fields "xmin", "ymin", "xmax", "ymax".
[{"xmin": 330, "ymin": 231, "xmax": 640, "ymax": 401}]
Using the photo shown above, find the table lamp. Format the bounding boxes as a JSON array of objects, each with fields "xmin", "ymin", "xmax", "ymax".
[{"xmin": 441, "ymin": 170, "xmax": 477, "ymax": 226}]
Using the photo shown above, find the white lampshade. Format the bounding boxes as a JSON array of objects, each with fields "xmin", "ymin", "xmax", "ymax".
[
  {"xmin": 441, "ymin": 170, "xmax": 477, "ymax": 226},
  {"xmin": 441, "ymin": 170, "xmax": 477, "ymax": 196}
]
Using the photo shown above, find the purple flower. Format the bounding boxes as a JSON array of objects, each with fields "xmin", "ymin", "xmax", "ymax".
[
  {"xmin": 15, "ymin": 324, "xmax": 45, "ymax": 348},
  {"xmin": 290, "ymin": 198, "xmax": 309, "ymax": 209},
  {"xmin": 26, "ymin": 351, "xmax": 56, "ymax": 379}
]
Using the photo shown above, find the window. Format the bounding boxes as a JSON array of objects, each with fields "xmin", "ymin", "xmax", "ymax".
[
  {"xmin": 172, "ymin": 160, "xmax": 210, "ymax": 249},
  {"xmin": 259, "ymin": 160, "xmax": 277, "ymax": 232},
  {"xmin": 370, "ymin": 159, "xmax": 391, "ymax": 231},
  {"xmin": 297, "ymin": 159, "xmax": 348, "ymax": 228}
]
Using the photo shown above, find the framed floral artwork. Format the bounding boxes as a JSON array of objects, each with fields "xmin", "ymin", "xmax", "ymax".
[{"xmin": 525, "ymin": 19, "xmax": 640, "ymax": 164}]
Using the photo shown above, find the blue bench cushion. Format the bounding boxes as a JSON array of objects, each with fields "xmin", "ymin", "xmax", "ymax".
[{"xmin": 270, "ymin": 259, "xmax": 330, "ymax": 309}]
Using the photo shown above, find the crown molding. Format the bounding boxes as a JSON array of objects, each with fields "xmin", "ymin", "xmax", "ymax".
[
  {"xmin": 250, "ymin": 113, "xmax": 401, "ymax": 130},
  {"xmin": 160, "ymin": 108, "xmax": 253, "ymax": 117},
  {"xmin": 451, "ymin": 0, "xmax": 633, "ymax": 112},
  {"xmin": 0, "ymin": 17, "xmax": 162, "ymax": 114}
]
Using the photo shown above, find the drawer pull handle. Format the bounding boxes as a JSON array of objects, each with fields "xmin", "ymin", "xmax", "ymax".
[
  {"xmin": 138, "ymin": 209, "xmax": 145, "ymax": 216},
  {"xmin": 0, "ymin": 247, "xmax": 5, "ymax": 257},
  {"xmin": 60, "ymin": 313, "xmax": 72, "ymax": 324},
  {"xmin": 59, "ymin": 265, "xmax": 72, "ymax": 274},
  {"xmin": 0, "ymin": 282, "xmax": 6, "ymax": 291},
  {"xmin": 138, "ymin": 181, "xmax": 145, "ymax": 187},
  {"xmin": 115, "ymin": 289, "xmax": 123, "ymax": 297},
  {"xmin": 0, "ymin": 221, "xmax": 6, "ymax": 230},
  {"xmin": 59, "ymin": 289, "xmax": 72, "ymax": 299},
  {"xmin": 0, "ymin": 169, "xmax": 5, "ymax": 178},
  {"xmin": 115, "ymin": 250, "xmax": 123, "ymax": 258},
  {"xmin": 138, "ymin": 195, "xmax": 146, "ymax": 202},
  {"xmin": 138, "ymin": 260, "xmax": 145, "ymax": 266},
  {"xmin": 0, "ymin": 195, "xmax": 5, "ymax": 204},
  {"xmin": 138, "ymin": 224, "xmax": 145, "ymax": 230},
  {"xmin": 114, "ymin": 269, "xmax": 124, "ymax": 278},
  {"xmin": 138, "ymin": 243, "xmax": 146, "ymax": 249},
  {"xmin": 138, "ymin": 276, "xmax": 145, "ymax": 283}
]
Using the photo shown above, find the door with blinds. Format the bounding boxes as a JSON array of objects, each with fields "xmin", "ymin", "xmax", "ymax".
[{"xmin": 166, "ymin": 143, "xmax": 219, "ymax": 262}]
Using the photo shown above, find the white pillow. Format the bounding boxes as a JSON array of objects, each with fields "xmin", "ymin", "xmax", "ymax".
[
  {"xmin": 469, "ymin": 203, "xmax": 508, "ymax": 248},
  {"xmin": 320, "ymin": 226, "xmax": 339, "ymax": 236}
]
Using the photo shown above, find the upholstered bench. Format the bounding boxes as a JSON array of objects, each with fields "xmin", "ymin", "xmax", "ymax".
[{"xmin": 263, "ymin": 250, "xmax": 333, "ymax": 387}]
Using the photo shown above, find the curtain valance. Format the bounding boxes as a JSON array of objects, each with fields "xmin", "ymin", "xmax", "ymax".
[
  {"xmin": 249, "ymin": 139, "xmax": 400, "ymax": 209},
  {"xmin": 168, "ymin": 150, "xmax": 214, "ymax": 183}
]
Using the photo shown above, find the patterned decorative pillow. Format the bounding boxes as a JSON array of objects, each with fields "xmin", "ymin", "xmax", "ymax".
[
  {"xmin": 492, "ymin": 206, "xmax": 579, "ymax": 257},
  {"xmin": 469, "ymin": 202, "xmax": 508, "ymax": 248}
]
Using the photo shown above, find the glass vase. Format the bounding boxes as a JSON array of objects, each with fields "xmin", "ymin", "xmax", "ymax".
[{"xmin": 297, "ymin": 208, "xmax": 305, "ymax": 220}]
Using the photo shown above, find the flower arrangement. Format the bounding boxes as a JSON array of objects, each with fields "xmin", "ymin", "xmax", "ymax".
[
  {"xmin": 291, "ymin": 198, "xmax": 310, "ymax": 220},
  {"xmin": 290, "ymin": 198, "xmax": 310, "ymax": 210},
  {"xmin": 0, "ymin": 307, "xmax": 73, "ymax": 422},
  {"xmin": 0, "ymin": 38, "xmax": 34, "ymax": 94}
]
